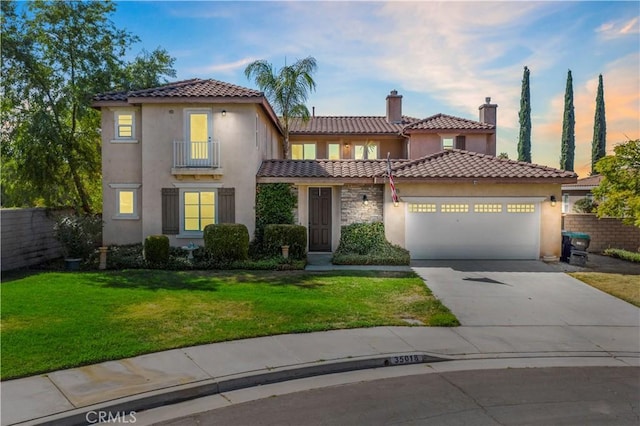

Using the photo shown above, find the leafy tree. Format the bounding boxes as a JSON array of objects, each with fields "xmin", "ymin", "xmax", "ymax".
[
  {"xmin": 1, "ymin": 0, "xmax": 175, "ymax": 212},
  {"xmin": 591, "ymin": 74, "xmax": 607, "ymax": 174},
  {"xmin": 592, "ymin": 140, "xmax": 640, "ymax": 227},
  {"xmin": 560, "ymin": 70, "xmax": 575, "ymax": 171},
  {"xmin": 517, "ymin": 66, "xmax": 532, "ymax": 163},
  {"xmin": 245, "ymin": 57, "xmax": 317, "ymax": 158}
]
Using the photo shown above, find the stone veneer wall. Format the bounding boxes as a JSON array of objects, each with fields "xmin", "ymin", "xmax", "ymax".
[
  {"xmin": 1, "ymin": 208, "xmax": 65, "ymax": 271},
  {"xmin": 341, "ymin": 184, "xmax": 383, "ymax": 225},
  {"xmin": 562, "ymin": 213, "xmax": 640, "ymax": 253}
]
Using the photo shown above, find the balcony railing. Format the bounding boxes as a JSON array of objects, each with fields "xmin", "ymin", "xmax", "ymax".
[{"xmin": 173, "ymin": 140, "xmax": 220, "ymax": 168}]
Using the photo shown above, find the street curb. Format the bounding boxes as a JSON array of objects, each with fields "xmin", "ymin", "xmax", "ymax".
[{"xmin": 20, "ymin": 352, "xmax": 449, "ymax": 426}]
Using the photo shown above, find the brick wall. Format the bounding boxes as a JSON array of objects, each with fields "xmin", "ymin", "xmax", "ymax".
[
  {"xmin": 341, "ymin": 184, "xmax": 383, "ymax": 225},
  {"xmin": 562, "ymin": 213, "xmax": 640, "ymax": 253},
  {"xmin": 1, "ymin": 208, "xmax": 65, "ymax": 271}
]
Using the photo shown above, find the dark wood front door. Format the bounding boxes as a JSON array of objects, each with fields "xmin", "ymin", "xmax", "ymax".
[{"xmin": 309, "ymin": 187, "xmax": 332, "ymax": 252}]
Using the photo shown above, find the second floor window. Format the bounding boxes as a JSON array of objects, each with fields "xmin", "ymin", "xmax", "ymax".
[
  {"xmin": 291, "ymin": 143, "xmax": 316, "ymax": 160},
  {"xmin": 114, "ymin": 111, "xmax": 135, "ymax": 141},
  {"xmin": 354, "ymin": 142, "xmax": 378, "ymax": 159},
  {"xmin": 442, "ymin": 137, "xmax": 454, "ymax": 150}
]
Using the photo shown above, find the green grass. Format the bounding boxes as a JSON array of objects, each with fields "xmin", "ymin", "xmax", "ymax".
[
  {"xmin": 0, "ymin": 270, "xmax": 457, "ymax": 379},
  {"xmin": 570, "ymin": 272, "xmax": 640, "ymax": 307}
]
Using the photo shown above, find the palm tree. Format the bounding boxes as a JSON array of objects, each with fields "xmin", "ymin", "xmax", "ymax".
[{"xmin": 245, "ymin": 56, "xmax": 317, "ymax": 158}]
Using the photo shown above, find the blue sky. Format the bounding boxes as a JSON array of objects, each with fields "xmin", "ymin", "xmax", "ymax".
[{"xmin": 113, "ymin": 1, "xmax": 639, "ymax": 177}]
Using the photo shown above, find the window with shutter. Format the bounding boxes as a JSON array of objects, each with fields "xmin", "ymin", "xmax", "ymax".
[
  {"xmin": 218, "ymin": 187, "xmax": 235, "ymax": 223},
  {"xmin": 455, "ymin": 135, "xmax": 466, "ymax": 150},
  {"xmin": 162, "ymin": 188, "xmax": 179, "ymax": 234}
]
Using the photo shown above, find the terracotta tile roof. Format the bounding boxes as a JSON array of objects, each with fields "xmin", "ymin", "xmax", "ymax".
[
  {"xmin": 562, "ymin": 174, "xmax": 602, "ymax": 189},
  {"xmin": 94, "ymin": 78, "xmax": 262, "ymax": 102},
  {"xmin": 257, "ymin": 159, "xmax": 399, "ymax": 179},
  {"xmin": 257, "ymin": 150, "xmax": 578, "ymax": 182},
  {"xmin": 390, "ymin": 150, "xmax": 577, "ymax": 180},
  {"xmin": 403, "ymin": 113, "xmax": 495, "ymax": 131},
  {"xmin": 289, "ymin": 116, "xmax": 418, "ymax": 135}
]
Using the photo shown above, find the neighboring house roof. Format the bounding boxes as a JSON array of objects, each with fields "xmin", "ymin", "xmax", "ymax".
[
  {"xmin": 257, "ymin": 149, "xmax": 578, "ymax": 183},
  {"xmin": 93, "ymin": 78, "xmax": 263, "ymax": 102},
  {"xmin": 402, "ymin": 113, "xmax": 495, "ymax": 132},
  {"xmin": 289, "ymin": 116, "xmax": 418, "ymax": 135},
  {"xmin": 562, "ymin": 174, "xmax": 603, "ymax": 191}
]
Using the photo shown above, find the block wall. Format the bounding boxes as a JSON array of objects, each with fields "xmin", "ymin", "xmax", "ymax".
[
  {"xmin": 562, "ymin": 213, "xmax": 640, "ymax": 253},
  {"xmin": 1, "ymin": 208, "xmax": 66, "ymax": 271}
]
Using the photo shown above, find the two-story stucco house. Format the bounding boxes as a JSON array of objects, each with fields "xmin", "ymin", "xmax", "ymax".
[{"xmin": 94, "ymin": 78, "xmax": 577, "ymax": 260}]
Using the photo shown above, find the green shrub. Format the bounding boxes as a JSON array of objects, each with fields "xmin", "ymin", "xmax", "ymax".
[
  {"xmin": 333, "ymin": 222, "xmax": 410, "ymax": 265},
  {"xmin": 604, "ymin": 248, "xmax": 640, "ymax": 263},
  {"xmin": 252, "ymin": 183, "xmax": 297, "ymax": 257},
  {"xmin": 264, "ymin": 224, "xmax": 307, "ymax": 259},
  {"xmin": 204, "ymin": 223, "xmax": 249, "ymax": 261},
  {"xmin": 53, "ymin": 214, "xmax": 103, "ymax": 260},
  {"xmin": 335, "ymin": 222, "xmax": 387, "ymax": 255},
  {"xmin": 573, "ymin": 197, "xmax": 598, "ymax": 213},
  {"xmin": 106, "ymin": 244, "xmax": 146, "ymax": 269},
  {"xmin": 144, "ymin": 235, "xmax": 170, "ymax": 266}
]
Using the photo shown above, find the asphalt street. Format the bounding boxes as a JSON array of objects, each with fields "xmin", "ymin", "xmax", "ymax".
[{"xmin": 148, "ymin": 366, "xmax": 639, "ymax": 426}]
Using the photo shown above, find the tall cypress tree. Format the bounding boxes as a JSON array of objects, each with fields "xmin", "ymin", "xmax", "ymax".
[
  {"xmin": 518, "ymin": 66, "xmax": 532, "ymax": 163},
  {"xmin": 560, "ymin": 70, "xmax": 575, "ymax": 171},
  {"xmin": 591, "ymin": 74, "xmax": 606, "ymax": 174}
]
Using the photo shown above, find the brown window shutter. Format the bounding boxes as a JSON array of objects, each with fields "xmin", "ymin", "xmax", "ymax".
[
  {"xmin": 162, "ymin": 188, "xmax": 179, "ymax": 234},
  {"xmin": 456, "ymin": 135, "xmax": 466, "ymax": 150},
  {"xmin": 218, "ymin": 187, "xmax": 235, "ymax": 223}
]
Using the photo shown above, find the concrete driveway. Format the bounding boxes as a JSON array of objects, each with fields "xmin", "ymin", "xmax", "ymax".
[{"xmin": 411, "ymin": 260, "xmax": 640, "ymax": 327}]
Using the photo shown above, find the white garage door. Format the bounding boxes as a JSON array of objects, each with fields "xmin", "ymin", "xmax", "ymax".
[{"xmin": 405, "ymin": 197, "xmax": 542, "ymax": 260}]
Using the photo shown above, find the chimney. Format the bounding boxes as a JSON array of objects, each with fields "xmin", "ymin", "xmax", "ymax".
[
  {"xmin": 386, "ymin": 90, "xmax": 403, "ymax": 123},
  {"xmin": 478, "ymin": 96, "xmax": 497, "ymax": 126},
  {"xmin": 479, "ymin": 97, "xmax": 498, "ymax": 156}
]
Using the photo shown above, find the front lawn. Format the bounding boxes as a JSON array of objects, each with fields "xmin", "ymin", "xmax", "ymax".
[
  {"xmin": 0, "ymin": 270, "xmax": 457, "ymax": 380},
  {"xmin": 570, "ymin": 272, "xmax": 640, "ymax": 307}
]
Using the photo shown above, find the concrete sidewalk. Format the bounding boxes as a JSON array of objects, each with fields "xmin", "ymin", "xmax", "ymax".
[
  {"xmin": 2, "ymin": 325, "xmax": 638, "ymax": 426},
  {"xmin": 2, "ymin": 258, "xmax": 639, "ymax": 426}
]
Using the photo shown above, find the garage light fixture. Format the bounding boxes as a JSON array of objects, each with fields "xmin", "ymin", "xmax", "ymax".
[
  {"xmin": 362, "ymin": 194, "xmax": 369, "ymax": 206},
  {"xmin": 221, "ymin": 110, "xmax": 227, "ymax": 117},
  {"xmin": 550, "ymin": 195, "xmax": 557, "ymax": 207}
]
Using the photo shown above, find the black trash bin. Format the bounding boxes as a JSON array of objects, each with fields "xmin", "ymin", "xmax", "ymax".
[{"xmin": 561, "ymin": 231, "xmax": 590, "ymax": 265}]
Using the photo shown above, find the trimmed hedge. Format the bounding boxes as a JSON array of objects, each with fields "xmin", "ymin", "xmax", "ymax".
[
  {"xmin": 604, "ymin": 248, "xmax": 640, "ymax": 263},
  {"xmin": 144, "ymin": 235, "xmax": 170, "ymax": 266},
  {"xmin": 333, "ymin": 222, "xmax": 410, "ymax": 265},
  {"xmin": 204, "ymin": 223, "xmax": 249, "ymax": 261},
  {"xmin": 264, "ymin": 224, "xmax": 307, "ymax": 260}
]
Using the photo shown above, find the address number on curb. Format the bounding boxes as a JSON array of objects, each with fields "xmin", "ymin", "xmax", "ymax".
[{"xmin": 389, "ymin": 354, "xmax": 424, "ymax": 365}]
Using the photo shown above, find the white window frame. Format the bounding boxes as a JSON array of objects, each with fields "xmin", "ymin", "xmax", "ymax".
[
  {"xmin": 109, "ymin": 183, "xmax": 141, "ymax": 219},
  {"xmin": 173, "ymin": 183, "xmax": 223, "ymax": 238},
  {"xmin": 353, "ymin": 142, "xmax": 379, "ymax": 159},
  {"xmin": 562, "ymin": 194, "xmax": 570, "ymax": 213},
  {"xmin": 291, "ymin": 142, "xmax": 317, "ymax": 160},
  {"xmin": 111, "ymin": 109, "xmax": 138, "ymax": 143},
  {"xmin": 442, "ymin": 136, "xmax": 455, "ymax": 150}
]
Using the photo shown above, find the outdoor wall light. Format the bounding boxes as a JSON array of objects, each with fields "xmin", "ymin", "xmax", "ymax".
[
  {"xmin": 362, "ymin": 194, "xmax": 369, "ymax": 206},
  {"xmin": 222, "ymin": 110, "xmax": 227, "ymax": 117},
  {"xmin": 550, "ymin": 195, "xmax": 557, "ymax": 207},
  {"xmin": 394, "ymin": 201, "xmax": 399, "ymax": 207}
]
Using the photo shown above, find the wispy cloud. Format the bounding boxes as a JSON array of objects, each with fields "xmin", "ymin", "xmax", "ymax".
[
  {"xmin": 187, "ymin": 57, "xmax": 258, "ymax": 76},
  {"xmin": 596, "ymin": 17, "xmax": 640, "ymax": 39}
]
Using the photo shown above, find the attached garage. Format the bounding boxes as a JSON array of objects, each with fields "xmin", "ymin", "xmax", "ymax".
[{"xmin": 405, "ymin": 197, "xmax": 542, "ymax": 259}]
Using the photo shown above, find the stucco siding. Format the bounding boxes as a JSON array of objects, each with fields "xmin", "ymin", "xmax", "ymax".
[{"xmin": 101, "ymin": 107, "xmax": 143, "ymax": 245}]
